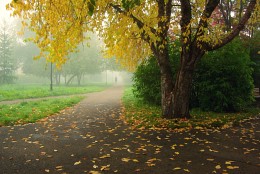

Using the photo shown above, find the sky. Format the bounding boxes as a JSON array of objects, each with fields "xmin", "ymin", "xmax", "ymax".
[{"xmin": 0, "ymin": 0, "xmax": 13, "ymax": 22}]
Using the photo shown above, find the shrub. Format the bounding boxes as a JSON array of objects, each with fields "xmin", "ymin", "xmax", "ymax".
[
  {"xmin": 133, "ymin": 39, "xmax": 254, "ymax": 112},
  {"xmin": 132, "ymin": 57, "xmax": 161, "ymax": 105},
  {"xmin": 193, "ymin": 39, "xmax": 254, "ymax": 112}
]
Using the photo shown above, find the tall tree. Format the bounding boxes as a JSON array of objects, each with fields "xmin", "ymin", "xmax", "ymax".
[
  {"xmin": 0, "ymin": 20, "xmax": 17, "ymax": 84},
  {"xmin": 7, "ymin": 0, "xmax": 260, "ymax": 118}
]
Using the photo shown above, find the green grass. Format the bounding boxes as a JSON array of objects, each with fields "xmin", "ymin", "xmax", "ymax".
[
  {"xmin": 0, "ymin": 84, "xmax": 107, "ymax": 101},
  {"xmin": 0, "ymin": 96, "xmax": 84, "ymax": 126},
  {"xmin": 122, "ymin": 88, "xmax": 260, "ymax": 130}
]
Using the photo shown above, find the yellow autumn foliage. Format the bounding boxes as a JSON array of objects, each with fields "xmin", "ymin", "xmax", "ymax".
[{"xmin": 6, "ymin": 0, "xmax": 260, "ymax": 70}]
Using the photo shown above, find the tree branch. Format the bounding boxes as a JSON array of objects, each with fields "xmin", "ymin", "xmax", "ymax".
[
  {"xmin": 158, "ymin": 0, "xmax": 172, "ymax": 38},
  {"xmin": 194, "ymin": 0, "xmax": 220, "ymax": 40},
  {"xmin": 180, "ymin": 0, "xmax": 191, "ymax": 31},
  {"xmin": 180, "ymin": 0, "xmax": 192, "ymax": 52},
  {"xmin": 205, "ymin": 0, "xmax": 256, "ymax": 51},
  {"xmin": 110, "ymin": 4, "xmax": 156, "ymax": 44}
]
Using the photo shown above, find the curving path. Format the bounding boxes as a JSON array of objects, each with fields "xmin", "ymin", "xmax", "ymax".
[{"xmin": 0, "ymin": 86, "xmax": 259, "ymax": 174}]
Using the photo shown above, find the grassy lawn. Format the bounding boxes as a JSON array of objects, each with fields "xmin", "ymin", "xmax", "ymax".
[
  {"xmin": 0, "ymin": 96, "xmax": 84, "ymax": 126},
  {"xmin": 122, "ymin": 88, "xmax": 260, "ymax": 130},
  {"xmin": 0, "ymin": 84, "xmax": 107, "ymax": 101}
]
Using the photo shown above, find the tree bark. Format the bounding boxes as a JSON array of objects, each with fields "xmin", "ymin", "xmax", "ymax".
[
  {"xmin": 173, "ymin": 64, "xmax": 194, "ymax": 119},
  {"xmin": 154, "ymin": 50, "xmax": 174, "ymax": 119},
  {"xmin": 160, "ymin": 66, "xmax": 174, "ymax": 119},
  {"xmin": 172, "ymin": 44, "xmax": 204, "ymax": 118}
]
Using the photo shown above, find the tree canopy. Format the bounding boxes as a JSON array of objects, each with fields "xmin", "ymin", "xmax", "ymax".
[{"xmin": 8, "ymin": 0, "xmax": 259, "ymax": 68}]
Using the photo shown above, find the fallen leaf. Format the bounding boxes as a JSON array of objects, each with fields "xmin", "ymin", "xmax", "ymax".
[
  {"xmin": 100, "ymin": 165, "xmax": 110, "ymax": 171},
  {"xmin": 171, "ymin": 144, "xmax": 177, "ymax": 149},
  {"xmin": 93, "ymin": 165, "xmax": 98, "ymax": 169},
  {"xmin": 215, "ymin": 165, "xmax": 221, "ymax": 169},
  {"xmin": 147, "ymin": 163, "xmax": 156, "ymax": 167},
  {"xmin": 89, "ymin": 171, "xmax": 101, "ymax": 174},
  {"xmin": 173, "ymin": 167, "xmax": 181, "ymax": 170},
  {"xmin": 74, "ymin": 161, "xmax": 81, "ymax": 165},
  {"xmin": 227, "ymin": 166, "xmax": 239, "ymax": 169},
  {"xmin": 132, "ymin": 159, "xmax": 139, "ymax": 163},
  {"xmin": 184, "ymin": 169, "xmax": 190, "ymax": 172},
  {"xmin": 121, "ymin": 158, "xmax": 131, "ymax": 162},
  {"xmin": 207, "ymin": 158, "xmax": 214, "ymax": 161},
  {"xmin": 99, "ymin": 154, "xmax": 111, "ymax": 159},
  {"xmin": 225, "ymin": 161, "xmax": 234, "ymax": 165}
]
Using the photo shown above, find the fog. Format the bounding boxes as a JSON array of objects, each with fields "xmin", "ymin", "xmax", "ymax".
[{"xmin": 0, "ymin": 14, "xmax": 133, "ymax": 87}]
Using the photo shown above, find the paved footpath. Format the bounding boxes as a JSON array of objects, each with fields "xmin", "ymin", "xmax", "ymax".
[{"xmin": 0, "ymin": 87, "xmax": 259, "ymax": 174}]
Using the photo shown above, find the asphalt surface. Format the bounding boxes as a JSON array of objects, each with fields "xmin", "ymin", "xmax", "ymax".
[{"xmin": 0, "ymin": 86, "xmax": 259, "ymax": 174}]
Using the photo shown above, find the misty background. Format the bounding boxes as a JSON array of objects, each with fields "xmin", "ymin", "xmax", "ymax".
[{"xmin": 0, "ymin": 0, "xmax": 132, "ymax": 87}]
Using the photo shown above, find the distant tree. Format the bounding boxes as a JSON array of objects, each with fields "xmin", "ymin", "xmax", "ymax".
[
  {"xmin": 21, "ymin": 44, "xmax": 49, "ymax": 78},
  {"xmin": 62, "ymin": 41, "xmax": 102, "ymax": 86},
  {"xmin": 11, "ymin": 20, "xmax": 50, "ymax": 79},
  {"xmin": 0, "ymin": 21, "xmax": 17, "ymax": 84},
  {"xmin": 102, "ymin": 57, "xmax": 123, "ymax": 72}
]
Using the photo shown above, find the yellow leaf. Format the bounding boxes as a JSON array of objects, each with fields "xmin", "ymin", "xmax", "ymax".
[
  {"xmin": 132, "ymin": 159, "xmax": 139, "ymax": 163},
  {"xmin": 89, "ymin": 171, "xmax": 101, "ymax": 174},
  {"xmin": 93, "ymin": 165, "xmax": 98, "ymax": 169},
  {"xmin": 184, "ymin": 169, "xmax": 190, "ymax": 172},
  {"xmin": 225, "ymin": 161, "xmax": 234, "ymax": 165},
  {"xmin": 99, "ymin": 154, "xmax": 111, "ymax": 159},
  {"xmin": 215, "ymin": 165, "xmax": 221, "ymax": 169},
  {"xmin": 147, "ymin": 163, "xmax": 156, "ymax": 167},
  {"xmin": 121, "ymin": 158, "xmax": 131, "ymax": 162},
  {"xmin": 173, "ymin": 167, "xmax": 181, "ymax": 170},
  {"xmin": 74, "ymin": 161, "xmax": 81, "ymax": 165},
  {"xmin": 227, "ymin": 166, "xmax": 239, "ymax": 169},
  {"xmin": 100, "ymin": 165, "xmax": 110, "ymax": 171},
  {"xmin": 207, "ymin": 158, "xmax": 214, "ymax": 161}
]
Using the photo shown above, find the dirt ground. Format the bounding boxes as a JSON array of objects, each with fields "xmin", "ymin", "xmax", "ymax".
[{"xmin": 0, "ymin": 87, "xmax": 259, "ymax": 174}]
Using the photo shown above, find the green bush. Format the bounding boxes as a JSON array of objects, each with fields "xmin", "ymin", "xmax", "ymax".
[
  {"xmin": 193, "ymin": 39, "xmax": 254, "ymax": 112},
  {"xmin": 132, "ymin": 57, "xmax": 161, "ymax": 105},
  {"xmin": 133, "ymin": 39, "xmax": 254, "ymax": 112}
]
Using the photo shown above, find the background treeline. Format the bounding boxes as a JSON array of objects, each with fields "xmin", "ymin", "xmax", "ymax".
[{"xmin": 0, "ymin": 20, "xmax": 130, "ymax": 86}]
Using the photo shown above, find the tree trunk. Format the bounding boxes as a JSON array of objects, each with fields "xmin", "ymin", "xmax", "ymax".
[
  {"xmin": 64, "ymin": 74, "xmax": 67, "ymax": 84},
  {"xmin": 160, "ymin": 71, "xmax": 174, "ymax": 118},
  {"xmin": 55, "ymin": 73, "xmax": 61, "ymax": 85},
  {"xmin": 155, "ymin": 50, "xmax": 174, "ymax": 119},
  {"xmin": 66, "ymin": 75, "xmax": 76, "ymax": 86},
  {"xmin": 173, "ymin": 65, "xmax": 195, "ymax": 118},
  {"xmin": 173, "ymin": 49, "xmax": 203, "ymax": 118},
  {"xmin": 77, "ymin": 74, "xmax": 82, "ymax": 86}
]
